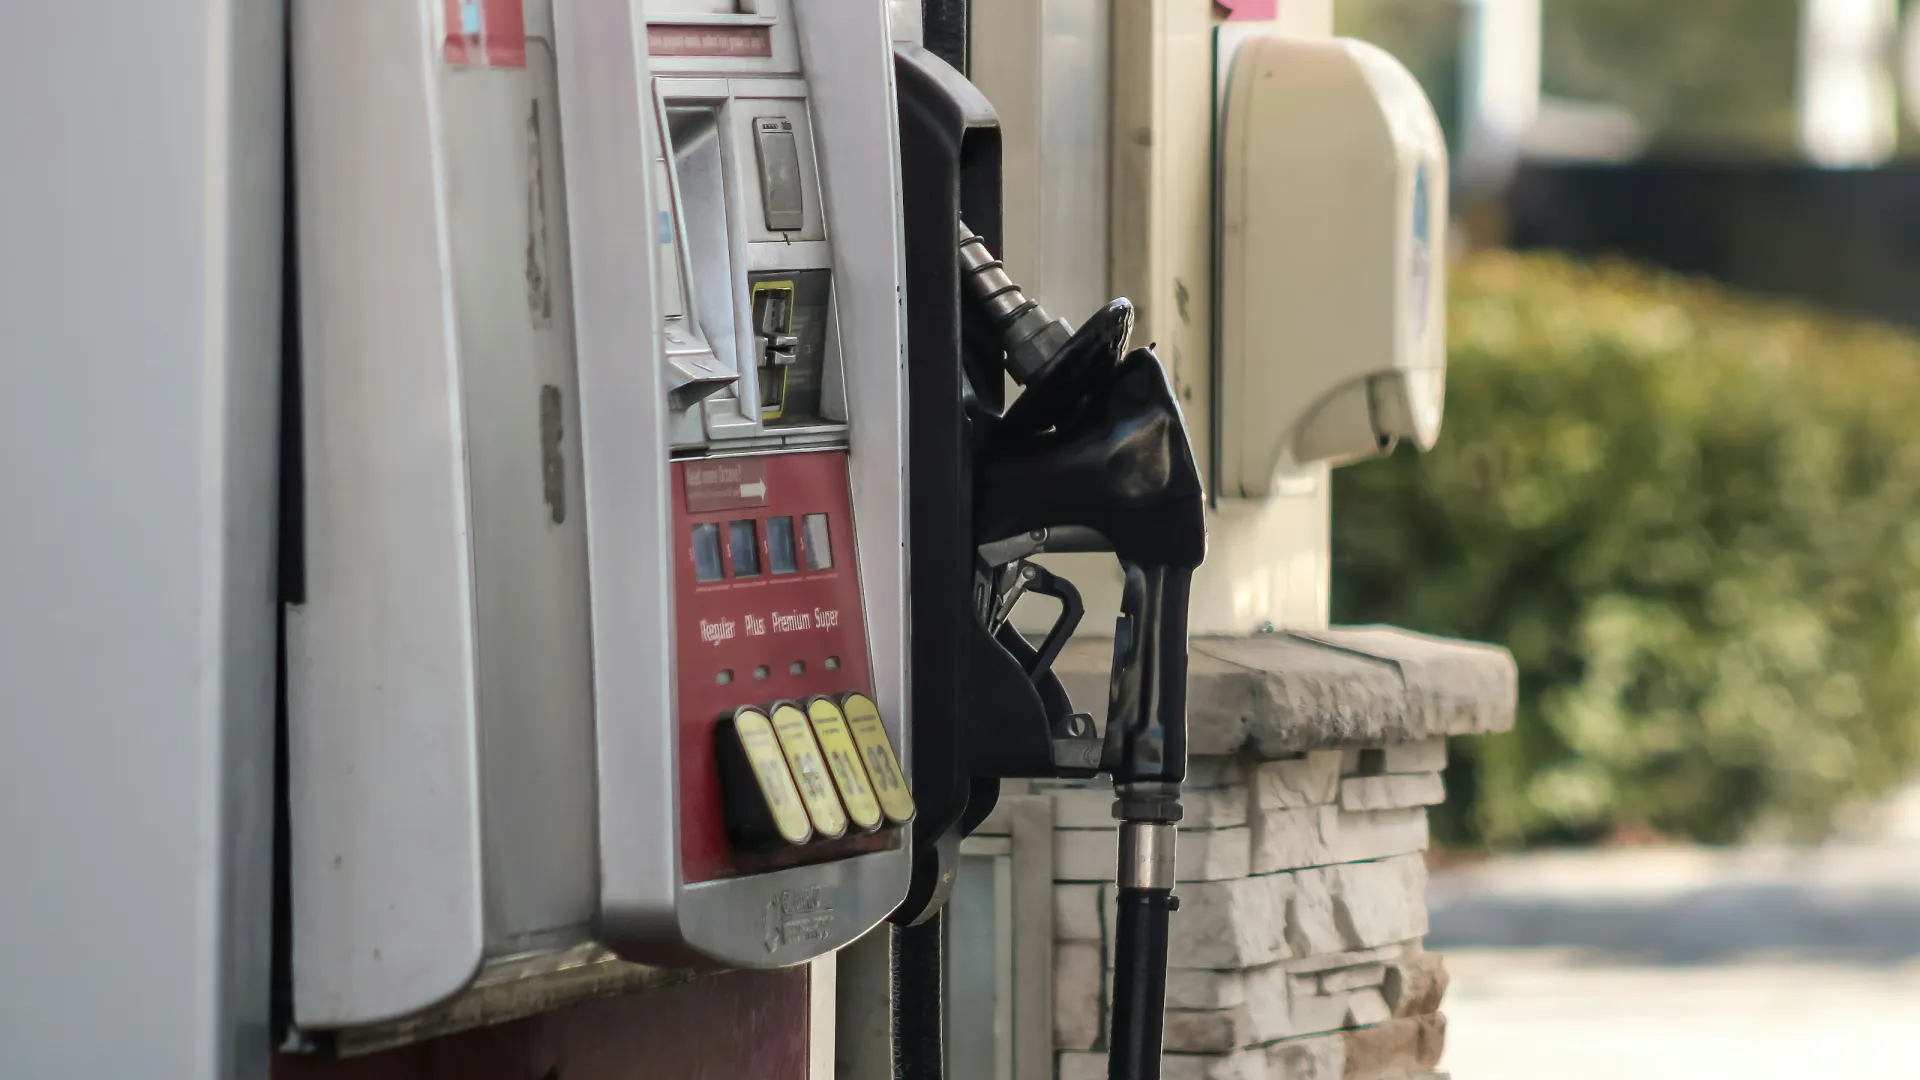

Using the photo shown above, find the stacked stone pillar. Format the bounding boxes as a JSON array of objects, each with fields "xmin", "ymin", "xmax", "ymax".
[{"xmin": 1047, "ymin": 628, "xmax": 1516, "ymax": 1080}]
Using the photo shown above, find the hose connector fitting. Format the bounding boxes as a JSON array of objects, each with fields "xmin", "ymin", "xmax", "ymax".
[{"xmin": 957, "ymin": 221, "xmax": 1073, "ymax": 383}]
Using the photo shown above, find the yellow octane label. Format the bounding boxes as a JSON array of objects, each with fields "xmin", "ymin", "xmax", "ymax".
[
  {"xmin": 771, "ymin": 703, "xmax": 848, "ymax": 839},
  {"xmin": 807, "ymin": 698, "xmax": 882, "ymax": 831},
  {"xmin": 734, "ymin": 708, "xmax": 812, "ymax": 846},
  {"xmin": 841, "ymin": 693, "xmax": 915, "ymax": 825}
]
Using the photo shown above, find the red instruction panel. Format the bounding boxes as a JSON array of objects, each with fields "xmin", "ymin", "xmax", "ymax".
[
  {"xmin": 648, "ymin": 24, "xmax": 775, "ymax": 58},
  {"xmin": 673, "ymin": 451, "xmax": 895, "ymax": 883}
]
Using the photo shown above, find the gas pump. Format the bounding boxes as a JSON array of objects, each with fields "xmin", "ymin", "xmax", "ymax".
[
  {"xmin": 288, "ymin": 0, "xmax": 1195, "ymax": 1067},
  {"xmin": 892, "ymin": 43, "xmax": 1208, "ymax": 1080},
  {"xmin": 0, "ymin": 4, "xmax": 1456, "ymax": 1079},
  {"xmin": 285, "ymin": 0, "xmax": 909, "ymax": 1052}
]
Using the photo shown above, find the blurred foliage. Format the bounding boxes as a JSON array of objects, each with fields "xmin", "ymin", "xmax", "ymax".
[
  {"xmin": 1540, "ymin": 0, "xmax": 1801, "ymax": 157},
  {"xmin": 1332, "ymin": 251, "xmax": 1920, "ymax": 847},
  {"xmin": 1339, "ymin": 0, "xmax": 1920, "ymax": 161}
]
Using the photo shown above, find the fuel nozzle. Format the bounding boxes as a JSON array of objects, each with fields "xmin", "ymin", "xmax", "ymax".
[
  {"xmin": 959, "ymin": 225, "xmax": 1205, "ymax": 1080},
  {"xmin": 957, "ymin": 222, "xmax": 1073, "ymax": 384}
]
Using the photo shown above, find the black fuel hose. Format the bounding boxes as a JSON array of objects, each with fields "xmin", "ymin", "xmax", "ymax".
[{"xmin": 1107, "ymin": 886, "xmax": 1178, "ymax": 1080}]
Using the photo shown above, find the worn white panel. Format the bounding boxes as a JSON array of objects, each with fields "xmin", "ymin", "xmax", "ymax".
[
  {"xmin": 0, "ymin": 1, "xmax": 284, "ymax": 1077},
  {"xmin": 438, "ymin": 18, "xmax": 599, "ymax": 951},
  {"xmin": 287, "ymin": 0, "xmax": 488, "ymax": 1027},
  {"xmin": 290, "ymin": 0, "xmax": 604, "ymax": 1027}
]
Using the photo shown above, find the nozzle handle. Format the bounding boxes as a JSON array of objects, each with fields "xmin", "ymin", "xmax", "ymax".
[{"xmin": 1105, "ymin": 564, "xmax": 1191, "ymax": 800}]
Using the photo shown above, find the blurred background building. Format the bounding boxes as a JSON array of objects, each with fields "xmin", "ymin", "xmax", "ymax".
[{"xmin": 1343, "ymin": 0, "xmax": 1920, "ymax": 329}]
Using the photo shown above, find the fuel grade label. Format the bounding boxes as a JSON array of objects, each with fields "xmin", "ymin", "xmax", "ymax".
[
  {"xmin": 840, "ymin": 693, "xmax": 915, "ymax": 826},
  {"xmin": 805, "ymin": 698, "xmax": 882, "ymax": 832},
  {"xmin": 731, "ymin": 708, "xmax": 813, "ymax": 847},
  {"xmin": 770, "ymin": 703, "xmax": 848, "ymax": 840}
]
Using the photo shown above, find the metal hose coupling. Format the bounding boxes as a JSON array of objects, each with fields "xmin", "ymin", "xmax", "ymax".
[
  {"xmin": 957, "ymin": 221, "xmax": 1073, "ymax": 383},
  {"xmin": 1118, "ymin": 821, "xmax": 1178, "ymax": 890}
]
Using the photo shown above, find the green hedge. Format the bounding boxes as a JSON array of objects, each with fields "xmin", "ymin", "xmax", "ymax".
[{"xmin": 1332, "ymin": 251, "xmax": 1920, "ymax": 846}]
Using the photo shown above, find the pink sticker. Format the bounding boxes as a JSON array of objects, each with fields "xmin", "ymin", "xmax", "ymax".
[
  {"xmin": 1216, "ymin": 0, "xmax": 1280, "ymax": 20},
  {"xmin": 444, "ymin": 0, "xmax": 527, "ymax": 69}
]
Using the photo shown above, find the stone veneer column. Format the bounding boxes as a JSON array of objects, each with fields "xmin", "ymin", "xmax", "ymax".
[{"xmin": 1045, "ymin": 628, "xmax": 1517, "ymax": 1080}]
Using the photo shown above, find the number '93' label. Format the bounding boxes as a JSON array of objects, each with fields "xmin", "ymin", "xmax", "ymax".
[{"xmin": 840, "ymin": 693, "xmax": 915, "ymax": 826}]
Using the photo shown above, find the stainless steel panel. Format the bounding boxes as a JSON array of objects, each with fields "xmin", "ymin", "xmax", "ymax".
[
  {"xmin": 678, "ymin": 847, "xmax": 911, "ymax": 967},
  {"xmin": 555, "ymin": 0, "xmax": 685, "ymax": 952},
  {"xmin": 669, "ymin": 105, "xmax": 748, "ymax": 393},
  {"xmin": 946, "ymin": 797, "xmax": 1057, "ymax": 1080},
  {"xmin": 791, "ymin": 0, "xmax": 911, "ymax": 771},
  {"xmin": 1008, "ymin": 797, "xmax": 1058, "ymax": 1080},
  {"xmin": 575, "ymin": 0, "xmax": 910, "ymax": 967},
  {"xmin": 835, "ymin": 929, "xmax": 898, "ymax": 1080},
  {"xmin": 947, "ymin": 846, "xmax": 1015, "ymax": 1080}
]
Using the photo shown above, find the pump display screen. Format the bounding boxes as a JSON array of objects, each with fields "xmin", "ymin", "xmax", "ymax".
[
  {"xmin": 728, "ymin": 520, "xmax": 761, "ymax": 577},
  {"xmin": 802, "ymin": 513, "xmax": 833, "ymax": 570},
  {"xmin": 766, "ymin": 516, "xmax": 799, "ymax": 575},
  {"xmin": 692, "ymin": 523, "xmax": 725, "ymax": 582}
]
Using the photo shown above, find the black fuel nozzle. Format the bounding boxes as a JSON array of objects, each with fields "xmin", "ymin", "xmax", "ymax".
[{"xmin": 959, "ymin": 223, "xmax": 1205, "ymax": 1080}]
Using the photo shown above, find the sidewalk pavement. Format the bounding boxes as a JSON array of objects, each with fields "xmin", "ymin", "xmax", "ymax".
[{"xmin": 1429, "ymin": 787, "xmax": 1920, "ymax": 1078}]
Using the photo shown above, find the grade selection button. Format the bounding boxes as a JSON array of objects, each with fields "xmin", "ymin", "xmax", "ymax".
[
  {"xmin": 839, "ymin": 692, "xmax": 915, "ymax": 826},
  {"xmin": 805, "ymin": 697, "xmax": 883, "ymax": 832},
  {"xmin": 770, "ymin": 701, "xmax": 849, "ymax": 840},
  {"xmin": 716, "ymin": 706, "xmax": 813, "ymax": 850}
]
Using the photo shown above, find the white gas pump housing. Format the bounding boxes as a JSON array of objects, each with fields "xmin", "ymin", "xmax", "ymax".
[
  {"xmin": 1216, "ymin": 34, "xmax": 1449, "ymax": 495},
  {"xmin": 287, "ymin": 0, "xmax": 909, "ymax": 1033}
]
